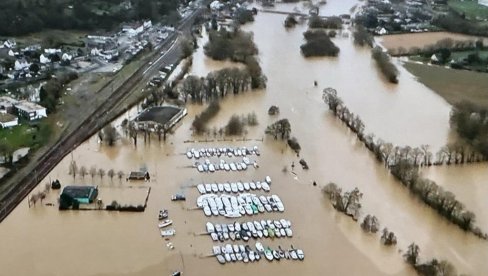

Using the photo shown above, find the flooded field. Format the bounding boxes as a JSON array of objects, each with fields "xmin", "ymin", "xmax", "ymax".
[
  {"xmin": 377, "ymin": 31, "xmax": 488, "ymax": 52},
  {"xmin": 0, "ymin": 1, "xmax": 487, "ymax": 276}
]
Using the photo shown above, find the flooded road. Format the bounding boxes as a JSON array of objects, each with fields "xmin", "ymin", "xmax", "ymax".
[{"xmin": 0, "ymin": 1, "xmax": 487, "ymax": 275}]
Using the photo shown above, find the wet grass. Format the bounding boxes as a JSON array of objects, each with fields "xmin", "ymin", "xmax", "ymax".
[
  {"xmin": 0, "ymin": 121, "xmax": 52, "ymax": 150},
  {"xmin": 404, "ymin": 62, "xmax": 488, "ymax": 108},
  {"xmin": 13, "ymin": 29, "xmax": 87, "ymax": 48}
]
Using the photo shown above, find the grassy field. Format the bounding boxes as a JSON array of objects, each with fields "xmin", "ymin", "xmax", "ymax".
[
  {"xmin": 0, "ymin": 121, "xmax": 52, "ymax": 151},
  {"xmin": 13, "ymin": 29, "xmax": 88, "ymax": 48},
  {"xmin": 448, "ymin": 0, "xmax": 488, "ymax": 20},
  {"xmin": 404, "ymin": 62, "xmax": 488, "ymax": 108}
]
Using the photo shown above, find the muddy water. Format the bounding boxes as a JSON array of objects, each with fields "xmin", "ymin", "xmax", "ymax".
[{"xmin": 0, "ymin": 1, "xmax": 487, "ymax": 275}]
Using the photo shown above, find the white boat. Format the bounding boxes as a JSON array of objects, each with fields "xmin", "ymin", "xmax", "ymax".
[
  {"xmin": 224, "ymin": 253, "xmax": 231, "ymax": 262},
  {"xmin": 230, "ymin": 183, "xmax": 238, "ymax": 193},
  {"xmin": 236, "ymin": 252, "xmax": 243, "ymax": 261},
  {"xmin": 297, "ymin": 249, "xmax": 305, "ymax": 260},
  {"xmin": 241, "ymin": 163, "xmax": 247, "ymax": 170},
  {"xmin": 197, "ymin": 184, "xmax": 206, "ymax": 194},
  {"xmin": 280, "ymin": 219, "xmax": 288, "ymax": 228},
  {"xmin": 218, "ymin": 183, "xmax": 224, "ymax": 192},
  {"xmin": 243, "ymin": 182, "xmax": 250, "ymax": 191},
  {"xmin": 158, "ymin": 219, "xmax": 173, "ymax": 228},
  {"xmin": 160, "ymin": 229, "xmax": 176, "ymax": 237},
  {"xmin": 194, "ymin": 151, "xmax": 200, "ymax": 159},
  {"xmin": 237, "ymin": 182, "xmax": 244, "ymax": 192},
  {"xmin": 230, "ymin": 163, "xmax": 237, "ymax": 171},
  {"xmin": 211, "ymin": 233, "xmax": 218, "ymax": 241},
  {"xmin": 255, "ymin": 242, "xmax": 264, "ymax": 253},
  {"xmin": 250, "ymin": 182, "xmax": 256, "ymax": 190},
  {"xmin": 280, "ymin": 229, "xmax": 286, "ymax": 236},
  {"xmin": 256, "ymin": 181, "xmax": 262, "ymax": 190},
  {"xmin": 265, "ymin": 176, "xmax": 272, "ymax": 184},
  {"xmin": 245, "ymin": 205, "xmax": 253, "ymax": 215},
  {"xmin": 211, "ymin": 183, "xmax": 218, "ymax": 193},
  {"xmin": 213, "ymin": 245, "xmax": 221, "ymax": 255},
  {"xmin": 261, "ymin": 182, "xmax": 270, "ymax": 192},
  {"xmin": 186, "ymin": 151, "xmax": 193, "ymax": 159},
  {"xmin": 243, "ymin": 157, "xmax": 250, "ymax": 165},
  {"xmin": 249, "ymin": 251, "xmax": 256, "ymax": 262},
  {"xmin": 205, "ymin": 184, "xmax": 212, "ymax": 193},
  {"xmin": 206, "ymin": 222, "xmax": 215, "ymax": 233},
  {"xmin": 273, "ymin": 250, "xmax": 280, "ymax": 260},
  {"xmin": 197, "ymin": 164, "xmax": 204, "ymax": 172},
  {"xmin": 253, "ymin": 161, "xmax": 259, "ymax": 168},
  {"xmin": 223, "ymin": 183, "xmax": 231, "ymax": 193},
  {"xmin": 209, "ymin": 164, "xmax": 215, "ymax": 172},
  {"xmin": 216, "ymin": 254, "xmax": 226, "ymax": 264},
  {"xmin": 264, "ymin": 248, "xmax": 273, "ymax": 261},
  {"xmin": 236, "ymin": 163, "xmax": 242, "ymax": 171},
  {"xmin": 224, "ymin": 163, "xmax": 230, "ymax": 171},
  {"xmin": 203, "ymin": 206, "xmax": 212, "ymax": 216},
  {"xmin": 285, "ymin": 228, "xmax": 293, "ymax": 237},
  {"xmin": 289, "ymin": 250, "xmax": 298, "ymax": 260}
]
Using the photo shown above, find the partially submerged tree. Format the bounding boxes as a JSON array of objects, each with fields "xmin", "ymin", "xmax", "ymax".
[
  {"xmin": 361, "ymin": 215, "xmax": 380, "ymax": 233},
  {"xmin": 380, "ymin": 228, "xmax": 397, "ymax": 245},
  {"xmin": 265, "ymin": 119, "xmax": 291, "ymax": 140}
]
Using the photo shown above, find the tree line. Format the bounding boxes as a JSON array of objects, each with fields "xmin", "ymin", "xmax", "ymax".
[
  {"xmin": 180, "ymin": 67, "xmax": 253, "ymax": 103},
  {"xmin": 301, "ymin": 29, "xmax": 340, "ymax": 57},
  {"xmin": 0, "ymin": 0, "xmax": 182, "ymax": 36},
  {"xmin": 389, "ymin": 38, "xmax": 483, "ymax": 57},
  {"xmin": 404, "ymin": 243, "xmax": 457, "ymax": 276},
  {"xmin": 323, "ymin": 182, "xmax": 397, "ymax": 246},
  {"xmin": 353, "ymin": 25, "xmax": 374, "ymax": 47},
  {"xmin": 308, "ymin": 15, "xmax": 342, "ymax": 29},
  {"xmin": 40, "ymin": 72, "xmax": 79, "ymax": 113},
  {"xmin": 433, "ymin": 13, "xmax": 488, "ymax": 37},
  {"xmin": 372, "ymin": 47, "xmax": 399, "ymax": 84},
  {"xmin": 322, "ymin": 87, "xmax": 487, "ymax": 239},
  {"xmin": 192, "ymin": 101, "xmax": 220, "ymax": 134},
  {"xmin": 204, "ymin": 28, "xmax": 267, "ymax": 89}
]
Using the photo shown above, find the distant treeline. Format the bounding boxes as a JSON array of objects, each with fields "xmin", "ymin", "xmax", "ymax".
[
  {"xmin": 322, "ymin": 88, "xmax": 487, "ymax": 239},
  {"xmin": 353, "ymin": 25, "xmax": 374, "ymax": 47},
  {"xmin": 433, "ymin": 13, "xmax": 488, "ymax": 37},
  {"xmin": 0, "ymin": 0, "xmax": 181, "ymax": 36},
  {"xmin": 389, "ymin": 37, "xmax": 483, "ymax": 57},
  {"xmin": 301, "ymin": 30, "xmax": 340, "ymax": 57},
  {"xmin": 372, "ymin": 47, "xmax": 399, "ymax": 83}
]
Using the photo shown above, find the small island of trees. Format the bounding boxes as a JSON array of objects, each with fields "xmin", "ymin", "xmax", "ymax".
[{"xmin": 301, "ymin": 30, "xmax": 340, "ymax": 57}]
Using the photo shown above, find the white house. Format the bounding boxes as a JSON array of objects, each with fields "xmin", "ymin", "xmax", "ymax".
[
  {"xmin": 14, "ymin": 59, "xmax": 31, "ymax": 71},
  {"xmin": 0, "ymin": 113, "xmax": 18, "ymax": 128},
  {"xmin": 122, "ymin": 23, "xmax": 144, "ymax": 36},
  {"xmin": 15, "ymin": 100, "xmax": 47, "ymax": 120},
  {"xmin": 40, "ymin": 54, "xmax": 51, "ymax": 64}
]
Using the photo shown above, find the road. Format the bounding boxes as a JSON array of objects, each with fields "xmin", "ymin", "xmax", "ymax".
[{"xmin": 0, "ymin": 7, "xmax": 203, "ymax": 223}]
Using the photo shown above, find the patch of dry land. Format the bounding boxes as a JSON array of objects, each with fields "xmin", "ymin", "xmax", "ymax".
[
  {"xmin": 404, "ymin": 62, "xmax": 488, "ymax": 108},
  {"xmin": 377, "ymin": 32, "xmax": 488, "ymax": 52}
]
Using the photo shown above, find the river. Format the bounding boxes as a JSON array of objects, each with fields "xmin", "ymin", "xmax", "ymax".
[{"xmin": 0, "ymin": 1, "xmax": 486, "ymax": 275}]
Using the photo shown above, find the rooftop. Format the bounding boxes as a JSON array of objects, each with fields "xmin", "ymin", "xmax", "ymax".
[
  {"xmin": 0, "ymin": 113, "xmax": 17, "ymax": 123},
  {"xmin": 134, "ymin": 106, "xmax": 182, "ymax": 126},
  {"xmin": 0, "ymin": 96, "xmax": 18, "ymax": 107},
  {"xmin": 15, "ymin": 100, "xmax": 45, "ymax": 112}
]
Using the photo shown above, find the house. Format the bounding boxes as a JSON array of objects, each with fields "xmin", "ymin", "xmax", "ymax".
[
  {"xmin": 15, "ymin": 100, "xmax": 47, "ymax": 120},
  {"xmin": 122, "ymin": 22, "xmax": 145, "ymax": 36},
  {"xmin": 14, "ymin": 59, "xmax": 31, "ymax": 71},
  {"xmin": 0, "ymin": 96, "xmax": 18, "ymax": 114},
  {"xmin": 60, "ymin": 185, "xmax": 99, "ymax": 204},
  {"xmin": 40, "ymin": 54, "xmax": 51, "ymax": 64},
  {"xmin": 2, "ymin": 40, "xmax": 16, "ymax": 49},
  {"xmin": 0, "ymin": 113, "xmax": 18, "ymax": 128}
]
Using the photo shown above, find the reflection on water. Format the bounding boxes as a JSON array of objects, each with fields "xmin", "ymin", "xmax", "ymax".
[{"xmin": 0, "ymin": 1, "xmax": 487, "ymax": 276}]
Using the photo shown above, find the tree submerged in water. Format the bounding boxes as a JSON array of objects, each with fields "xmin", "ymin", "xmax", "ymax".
[
  {"xmin": 322, "ymin": 183, "xmax": 362, "ymax": 220},
  {"xmin": 265, "ymin": 119, "xmax": 291, "ymax": 140}
]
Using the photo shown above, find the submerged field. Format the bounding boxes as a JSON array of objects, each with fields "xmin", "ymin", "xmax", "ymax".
[{"xmin": 403, "ymin": 62, "xmax": 488, "ymax": 108}]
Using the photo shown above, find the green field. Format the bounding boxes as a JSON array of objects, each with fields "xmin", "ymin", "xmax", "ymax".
[
  {"xmin": 404, "ymin": 62, "xmax": 488, "ymax": 108},
  {"xmin": 448, "ymin": 0, "xmax": 488, "ymax": 20},
  {"xmin": 0, "ymin": 121, "xmax": 52, "ymax": 153}
]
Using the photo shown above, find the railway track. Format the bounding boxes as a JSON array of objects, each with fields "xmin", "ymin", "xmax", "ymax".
[{"xmin": 0, "ymin": 9, "xmax": 202, "ymax": 223}]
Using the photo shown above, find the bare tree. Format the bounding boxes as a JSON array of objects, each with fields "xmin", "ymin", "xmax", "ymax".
[
  {"xmin": 79, "ymin": 166, "xmax": 87, "ymax": 179},
  {"xmin": 107, "ymin": 169, "xmax": 115, "ymax": 182},
  {"xmin": 98, "ymin": 168, "xmax": 105, "ymax": 180},
  {"xmin": 68, "ymin": 161, "xmax": 78, "ymax": 179},
  {"xmin": 117, "ymin": 170, "xmax": 125, "ymax": 182},
  {"xmin": 90, "ymin": 166, "xmax": 97, "ymax": 180}
]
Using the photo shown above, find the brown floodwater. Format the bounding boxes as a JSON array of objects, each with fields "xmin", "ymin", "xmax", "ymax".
[{"xmin": 0, "ymin": 1, "xmax": 487, "ymax": 275}]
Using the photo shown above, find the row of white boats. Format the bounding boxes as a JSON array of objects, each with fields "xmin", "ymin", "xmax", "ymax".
[
  {"xmin": 197, "ymin": 193, "xmax": 285, "ymax": 217},
  {"xmin": 213, "ymin": 242, "xmax": 304, "ymax": 264},
  {"xmin": 205, "ymin": 219, "xmax": 293, "ymax": 242},
  {"xmin": 196, "ymin": 176, "xmax": 272, "ymax": 195},
  {"xmin": 187, "ymin": 146, "xmax": 260, "ymax": 159},
  {"xmin": 195, "ymin": 157, "xmax": 258, "ymax": 173}
]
